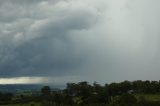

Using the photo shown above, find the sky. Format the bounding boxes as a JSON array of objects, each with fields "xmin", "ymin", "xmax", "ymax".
[{"xmin": 1, "ymin": 0, "xmax": 160, "ymax": 85}]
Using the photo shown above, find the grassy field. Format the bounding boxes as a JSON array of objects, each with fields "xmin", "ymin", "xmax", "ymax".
[
  {"xmin": 2, "ymin": 102, "xmax": 41, "ymax": 106},
  {"xmin": 135, "ymin": 94, "xmax": 160, "ymax": 102}
]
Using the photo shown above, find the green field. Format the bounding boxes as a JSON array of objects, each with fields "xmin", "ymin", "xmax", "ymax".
[
  {"xmin": 135, "ymin": 94, "xmax": 160, "ymax": 102},
  {"xmin": 2, "ymin": 102, "xmax": 41, "ymax": 106}
]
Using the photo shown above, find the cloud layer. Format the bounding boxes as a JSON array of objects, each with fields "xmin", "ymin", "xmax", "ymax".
[
  {"xmin": 0, "ymin": 0, "xmax": 98, "ymax": 77},
  {"xmin": 1, "ymin": 0, "xmax": 160, "ymax": 84}
]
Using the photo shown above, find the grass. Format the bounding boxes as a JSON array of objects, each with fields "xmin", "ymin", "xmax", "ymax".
[
  {"xmin": 2, "ymin": 94, "xmax": 160, "ymax": 106},
  {"xmin": 1, "ymin": 102, "xmax": 41, "ymax": 106},
  {"xmin": 135, "ymin": 94, "xmax": 160, "ymax": 102}
]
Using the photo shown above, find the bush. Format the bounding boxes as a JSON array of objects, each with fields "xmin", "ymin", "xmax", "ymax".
[{"xmin": 119, "ymin": 94, "xmax": 137, "ymax": 104}]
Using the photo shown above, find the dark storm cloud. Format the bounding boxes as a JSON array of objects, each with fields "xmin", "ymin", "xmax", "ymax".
[
  {"xmin": 1, "ymin": 0, "xmax": 160, "ymax": 84},
  {"xmin": 0, "ymin": 0, "xmax": 98, "ymax": 77}
]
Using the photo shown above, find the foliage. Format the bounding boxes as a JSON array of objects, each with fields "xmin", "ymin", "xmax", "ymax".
[
  {"xmin": 2, "ymin": 80, "xmax": 160, "ymax": 106},
  {"xmin": 41, "ymin": 86, "xmax": 51, "ymax": 96},
  {"xmin": 119, "ymin": 94, "xmax": 137, "ymax": 104}
]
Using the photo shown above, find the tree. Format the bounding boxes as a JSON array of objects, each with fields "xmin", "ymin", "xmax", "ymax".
[
  {"xmin": 41, "ymin": 86, "xmax": 51, "ymax": 105},
  {"xmin": 132, "ymin": 80, "xmax": 144, "ymax": 93},
  {"xmin": 108, "ymin": 82, "xmax": 120, "ymax": 96},
  {"xmin": 119, "ymin": 81, "xmax": 132, "ymax": 94},
  {"xmin": 41, "ymin": 86, "xmax": 51, "ymax": 96},
  {"xmin": 66, "ymin": 83, "xmax": 79, "ymax": 96},
  {"xmin": 93, "ymin": 82, "xmax": 107, "ymax": 103}
]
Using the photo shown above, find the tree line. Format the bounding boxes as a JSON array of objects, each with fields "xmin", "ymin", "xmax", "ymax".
[
  {"xmin": 1, "ymin": 80, "xmax": 160, "ymax": 106},
  {"xmin": 39, "ymin": 80, "xmax": 160, "ymax": 106}
]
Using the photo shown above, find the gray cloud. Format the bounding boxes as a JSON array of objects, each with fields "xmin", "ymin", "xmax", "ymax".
[
  {"xmin": 1, "ymin": 0, "xmax": 160, "ymax": 84},
  {"xmin": 0, "ymin": 0, "xmax": 98, "ymax": 77}
]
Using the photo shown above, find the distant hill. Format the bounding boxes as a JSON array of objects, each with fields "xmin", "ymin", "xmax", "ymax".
[{"xmin": 0, "ymin": 84, "xmax": 60, "ymax": 93}]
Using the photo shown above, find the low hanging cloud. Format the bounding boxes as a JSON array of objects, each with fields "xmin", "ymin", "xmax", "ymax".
[
  {"xmin": 0, "ymin": 0, "xmax": 99, "ymax": 77},
  {"xmin": 1, "ymin": 0, "xmax": 160, "ymax": 83}
]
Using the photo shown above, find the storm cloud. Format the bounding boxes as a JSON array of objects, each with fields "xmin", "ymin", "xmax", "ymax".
[
  {"xmin": 0, "ymin": 0, "xmax": 98, "ymax": 77},
  {"xmin": 0, "ymin": 0, "xmax": 160, "ymax": 84}
]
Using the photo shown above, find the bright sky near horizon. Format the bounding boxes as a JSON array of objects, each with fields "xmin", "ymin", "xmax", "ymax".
[{"xmin": 0, "ymin": 0, "xmax": 160, "ymax": 85}]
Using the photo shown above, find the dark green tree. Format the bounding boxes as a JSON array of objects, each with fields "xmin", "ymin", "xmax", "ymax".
[{"xmin": 41, "ymin": 86, "xmax": 51, "ymax": 96}]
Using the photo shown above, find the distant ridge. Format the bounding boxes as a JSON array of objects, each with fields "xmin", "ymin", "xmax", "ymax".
[{"xmin": 0, "ymin": 84, "xmax": 61, "ymax": 93}]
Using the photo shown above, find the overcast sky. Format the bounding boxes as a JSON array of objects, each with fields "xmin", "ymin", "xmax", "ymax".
[{"xmin": 0, "ymin": 0, "xmax": 160, "ymax": 85}]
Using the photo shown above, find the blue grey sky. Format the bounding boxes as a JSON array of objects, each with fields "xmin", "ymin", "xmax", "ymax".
[{"xmin": 0, "ymin": 0, "xmax": 160, "ymax": 84}]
